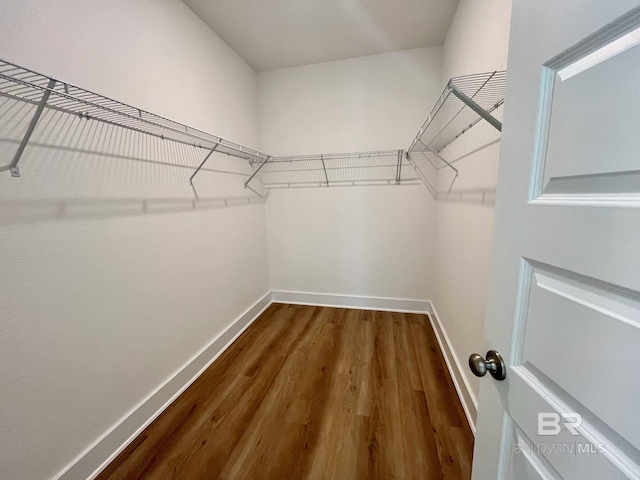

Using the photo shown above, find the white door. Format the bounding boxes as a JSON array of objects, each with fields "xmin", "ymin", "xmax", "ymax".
[{"xmin": 472, "ymin": 1, "xmax": 640, "ymax": 479}]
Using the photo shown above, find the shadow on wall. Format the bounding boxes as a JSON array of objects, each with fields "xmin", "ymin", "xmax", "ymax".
[
  {"xmin": 434, "ymin": 135, "xmax": 499, "ymax": 206},
  {"xmin": 0, "ymin": 195, "xmax": 266, "ymax": 224},
  {"xmin": 434, "ymin": 106, "xmax": 503, "ymax": 205},
  {"xmin": 436, "ymin": 187, "xmax": 496, "ymax": 206},
  {"xmin": 0, "ymin": 96, "xmax": 266, "ymax": 224}
]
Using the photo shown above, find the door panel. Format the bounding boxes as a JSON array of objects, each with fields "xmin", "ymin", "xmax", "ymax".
[
  {"xmin": 472, "ymin": 2, "xmax": 640, "ymax": 479},
  {"xmin": 533, "ymin": 15, "xmax": 640, "ymax": 206},
  {"xmin": 519, "ymin": 259, "xmax": 640, "ymax": 451},
  {"xmin": 504, "ymin": 371, "xmax": 636, "ymax": 480},
  {"xmin": 545, "ymin": 28, "xmax": 640, "ymax": 179},
  {"xmin": 510, "ymin": 427, "xmax": 563, "ymax": 480}
]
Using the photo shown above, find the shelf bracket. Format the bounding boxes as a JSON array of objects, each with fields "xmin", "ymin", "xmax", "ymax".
[
  {"xmin": 428, "ymin": 147, "xmax": 459, "ymax": 193},
  {"xmin": 244, "ymin": 155, "xmax": 271, "ymax": 188},
  {"xmin": 448, "ymin": 84, "xmax": 502, "ymax": 132},
  {"xmin": 189, "ymin": 143, "xmax": 219, "ymax": 185},
  {"xmin": 9, "ymin": 78, "xmax": 57, "ymax": 177},
  {"xmin": 395, "ymin": 149, "xmax": 403, "ymax": 184},
  {"xmin": 406, "ymin": 152, "xmax": 435, "ymax": 198},
  {"xmin": 320, "ymin": 155, "xmax": 329, "ymax": 186}
]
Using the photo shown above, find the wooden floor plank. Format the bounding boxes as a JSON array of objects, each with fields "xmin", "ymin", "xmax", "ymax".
[
  {"xmin": 218, "ymin": 307, "xmax": 340, "ymax": 479},
  {"xmin": 435, "ymin": 424, "xmax": 474, "ymax": 480},
  {"xmin": 97, "ymin": 305, "xmax": 473, "ymax": 480},
  {"xmin": 393, "ymin": 314, "xmax": 443, "ymax": 480},
  {"xmin": 410, "ymin": 321, "xmax": 465, "ymax": 428},
  {"xmin": 410, "ymin": 316, "xmax": 474, "ymax": 480}
]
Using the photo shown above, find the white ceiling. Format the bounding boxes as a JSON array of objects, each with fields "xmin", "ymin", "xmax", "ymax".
[{"xmin": 182, "ymin": 0, "xmax": 460, "ymax": 71}]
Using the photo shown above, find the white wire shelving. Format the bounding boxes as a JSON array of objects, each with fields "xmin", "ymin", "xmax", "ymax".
[
  {"xmin": 0, "ymin": 58, "xmax": 506, "ymax": 196},
  {"xmin": 0, "ymin": 58, "xmax": 416, "ymax": 190},
  {"xmin": 251, "ymin": 150, "xmax": 420, "ymax": 189},
  {"xmin": 0, "ymin": 58, "xmax": 269, "ymax": 182},
  {"xmin": 407, "ymin": 71, "xmax": 506, "ymax": 196}
]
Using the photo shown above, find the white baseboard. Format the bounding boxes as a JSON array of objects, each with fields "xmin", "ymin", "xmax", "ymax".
[
  {"xmin": 54, "ymin": 292, "xmax": 474, "ymax": 480},
  {"xmin": 271, "ymin": 290, "xmax": 430, "ymax": 314},
  {"xmin": 55, "ymin": 291, "xmax": 273, "ymax": 480},
  {"xmin": 427, "ymin": 301, "xmax": 478, "ymax": 434}
]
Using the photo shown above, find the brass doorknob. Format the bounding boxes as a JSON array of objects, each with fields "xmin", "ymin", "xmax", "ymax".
[{"xmin": 468, "ymin": 350, "xmax": 506, "ymax": 380}]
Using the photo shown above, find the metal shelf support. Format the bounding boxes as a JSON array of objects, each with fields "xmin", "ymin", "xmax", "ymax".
[
  {"xmin": 9, "ymin": 78, "xmax": 56, "ymax": 177},
  {"xmin": 407, "ymin": 71, "xmax": 506, "ymax": 196},
  {"xmin": 448, "ymin": 84, "xmax": 502, "ymax": 132},
  {"xmin": 395, "ymin": 149, "xmax": 403, "ymax": 184},
  {"xmin": 320, "ymin": 155, "xmax": 329, "ymax": 186},
  {"xmin": 189, "ymin": 143, "xmax": 219, "ymax": 185},
  {"xmin": 245, "ymin": 156, "xmax": 271, "ymax": 188},
  {"xmin": 428, "ymin": 147, "xmax": 459, "ymax": 193}
]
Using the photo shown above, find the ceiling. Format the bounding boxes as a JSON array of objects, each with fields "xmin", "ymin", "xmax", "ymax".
[{"xmin": 182, "ymin": 0, "xmax": 460, "ymax": 71}]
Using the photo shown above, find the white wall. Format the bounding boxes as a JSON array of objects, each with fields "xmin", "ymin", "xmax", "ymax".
[
  {"xmin": 430, "ymin": 0, "xmax": 512, "ymax": 428},
  {"xmin": 259, "ymin": 48, "xmax": 442, "ymax": 301},
  {"xmin": 0, "ymin": 2, "xmax": 512, "ymax": 476},
  {"xmin": 0, "ymin": 1, "xmax": 270, "ymax": 479}
]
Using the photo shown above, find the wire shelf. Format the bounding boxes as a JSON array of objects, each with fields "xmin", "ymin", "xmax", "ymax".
[
  {"xmin": 407, "ymin": 70, "xmax": 506, "ymax": 196},
  {"xmin": 0, "ymin": 59, "xmax": 270, "ymax": 167},
  {"xmin": 0, "ymin": 58, "xmax": 503, "ymax": 196},
  {"xmin": 252, "ymin": 150, "xmax": 420, "ymax": 188}
]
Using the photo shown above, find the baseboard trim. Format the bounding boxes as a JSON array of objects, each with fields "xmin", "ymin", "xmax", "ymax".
[
  {"xmin": 54, "ymin": 292, "xmax": 474, "ymax": 480},
  {"xmin": 271, "ymin": 290, "xmax": 430, "ymax": 314},
  {"xmin": 55, "ymin": 291, "xmax": 273, "ymax": 480},
  {"xmin": 427, "ymin": 301, "xmax": 478, "ymax": 434}
]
